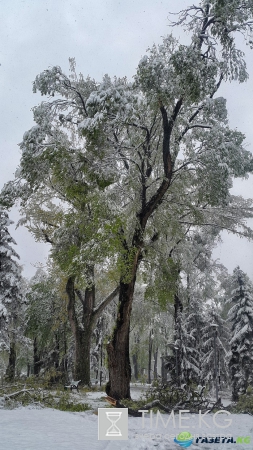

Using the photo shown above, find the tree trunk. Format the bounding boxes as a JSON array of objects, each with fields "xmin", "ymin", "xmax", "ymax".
[
  {"xmin": 148, "ymin": 329, "xmax": 153, "ymax": 384},
  {"xmin": 74, "ymin": 327, "xmax": 93, "ymax": 384},
  {"xmin": 100, "ymin": 338, "xmax": 103, "ymax": 386},
  {"xmin": 174, "ymin": 292, "xmax": 183, "ymax": 323},
  {"xmin": 66, "ymin": 276, "xmax": 94, "ymax": 385},
  {"xmin": 33, "ymin": 337, "xmax": 41, "ymax": 375},
  {"xmin": 132, "ymin": 354, "xmax": 138, "ymax": 380},
  {"xmin": 132, "ymin": 332, "xmax": 140, "ymax": 380},
  {"xmin": 66, "ymin": 275, "xmax": 118, "ymax": 385},
  {"xmin": 6, "ymin": 341, "xmax": 16, "ymax": 381},
  {"xmin": 53, "ymin": 333, "xmax": 60, "ymax": 369},
  {"xmin": 230, "ymin": 345, "xmax": 240, "ymax": 401},
  {"xmin": 153, "ymin": 348, "xmax": 158, "ymax": 380},
  {"xmin": 106, "ymin": 275, "xmax": 138, "ymax": 399}
]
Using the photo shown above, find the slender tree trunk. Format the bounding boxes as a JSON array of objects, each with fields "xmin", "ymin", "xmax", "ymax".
[
  {"xmin": 53, "ymin": 333, "xmax": 60, "ymax": 369},
  {"xmin": 132, "ymin": 332, "xmax": 140, "ymax": 380},
  {"xmin": 100, "ymin": 337, "xmax": 103, "ymax": 386},
  {"xmin": 63, "ymin": 324, "xmax": 68, "ymax": 374},
  {"xmin": 33, "ymin": 337, "xmax": 41, "ymax": 375},
  {"xmin": 148, "ymin": 329, "xmax": 153, "ymax": 384},
  {"xmin": 132, "ymin": 354, "xmax": 138, "ymax": 380},
  {"xmin": 230, "ymin": 345, "xmax": 240, "ymax": 401},
  {"xmin": 174, "ymin": 292, "xmax": 183, "ymax": 323},
  {"xmin": 153, "ymin": 348, "xmax": 158, "ymax": 380},
  {"xmin": 6, "ymin": 341, "xmax": 16, "ymax": 381}
]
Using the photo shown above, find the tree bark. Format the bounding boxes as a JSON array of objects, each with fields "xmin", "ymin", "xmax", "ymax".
[
  {"xmin": 153, "ymin": 348, "xmax": 158, "ymax": 380},
  {"xmin": 132, "ymin": 354, "xmax": 138, "ymax": 380},
  {"xmin": 5, "ymin": 341, "xmax": 16, "ymax": 381},
  {"xmin": 106, "ymin": 272, "xmax": 138, "ymax": 399},
  {"xmin": 66, "ymin": 276, "xmax": 94, "ymax": 384},
  {"xmin": 74, "ymin": 327, "xmax": 93, "ymax": 384},
  {"xmin": 230, "ymin": 345, "xmax": 240, "ymax": 401},
  {"xmin": 33, "ymin": 337, "xmax": 41, "ymax": 375},
  {"xmin": 174, "ymin": 292, "xmax": 183, "ymax": 323},
  {"xmin": 148, "ymin": 329, "xmax": 153, "ymax": 384}
]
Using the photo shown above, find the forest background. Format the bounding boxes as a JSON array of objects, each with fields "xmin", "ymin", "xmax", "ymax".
[{"xmin": 0, "ymin": 0, "xmax": 253, "ymax": 280}]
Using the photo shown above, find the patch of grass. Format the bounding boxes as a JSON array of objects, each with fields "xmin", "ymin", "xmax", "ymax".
[
  {"xmin": 88, "ymin": 384, "xmax": 106, "ymax": 392},
  {"xmin": 120, "ymin": 398, "xmax": 145, "ymax": 410},
  {"xmin": 56, "ymin": 392, "xmax": 90, "ymax": 412}
]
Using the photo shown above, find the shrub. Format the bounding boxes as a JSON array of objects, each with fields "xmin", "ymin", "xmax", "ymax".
[{"xmin": 235, "ymin": 387, "xmax": 253, "ymax": 414}]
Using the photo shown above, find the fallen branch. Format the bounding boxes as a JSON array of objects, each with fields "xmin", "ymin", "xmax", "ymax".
[
  {"xmin": 104, "ymin": 395, "xmax": 226, "ymax": 416},
  {"xmin": 105, "ymin": 396, "xmax": 172, "ymax": 416},
  {"xmin": 208, "ymin": 397, "xmax": 222, "ymax": 412},
  {"xmin": 3, "ymin": 388, "xmax": 35, "ymax": 400}
]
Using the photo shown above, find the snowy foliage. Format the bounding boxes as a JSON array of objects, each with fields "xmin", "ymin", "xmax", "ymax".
[
  {"xmin": 25, "ymin": 268, "xmax": 69, "ymax": 376},
  {"xmin": 227, "ymin": 267, "xmax": 253, "ymax": 398},
  {"xmin": 0, "ymin": 209, "xmax": 23, "ymax": 377},
  {"xmin": 0, "ymin": 209, "xmax": 20, "ymax": 305},
  {"xmin": 201, "ymin": 306, "xmax": 230, "ymax": 385},
  {"xmin": 2, "ymin": 3, "xmax": 253, "ymax": 247}
]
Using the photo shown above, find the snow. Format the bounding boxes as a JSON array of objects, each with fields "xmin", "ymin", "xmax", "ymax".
[{"xmin": 0, "ymin": 406, "xmax": 252, "ymax": 450}]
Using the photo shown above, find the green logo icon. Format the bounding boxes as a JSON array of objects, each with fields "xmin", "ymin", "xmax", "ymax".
[{"xmin": 174, "ymin": 431, "xmax": 194, "ymax": 447}]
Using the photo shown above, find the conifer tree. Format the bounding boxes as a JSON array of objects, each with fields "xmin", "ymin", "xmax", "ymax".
[
  {"xmin": 227, "ymin": 267, "xmax": 253, "ymax": 400},
  {"xmin": 202, "ymin": 305, "xmax": 229, "ymax": 391},
  {"xmin": 0, "ymin": 208, "xmax": 22, "ymax": 380}
]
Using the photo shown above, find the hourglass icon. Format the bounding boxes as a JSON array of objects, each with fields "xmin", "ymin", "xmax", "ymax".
[{"xmin": 105, "ymin": 411, "xmax": 122, "ymax": 437}]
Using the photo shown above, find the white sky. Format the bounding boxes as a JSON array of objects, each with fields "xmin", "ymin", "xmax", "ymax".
[{"xmin": 1, "ymin": 0, "xmax": 253, "ymax": 279}]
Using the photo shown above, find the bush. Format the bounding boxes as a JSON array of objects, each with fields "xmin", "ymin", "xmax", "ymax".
[
  {"xmin": 56, "ymin": 392, "xmax": 90, "ymax": 412},
  {"xmin": 235, "ymin": 387, "xmax": 253, "ymax": 414},
  {"xmin": 143, "ymin": 380, "xmax": 188, "ymax": 406}
]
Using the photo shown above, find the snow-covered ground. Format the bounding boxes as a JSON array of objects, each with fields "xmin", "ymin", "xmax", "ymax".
[
  {"xmin": 0, "ymin": 406, "xmax": 252, "ymax": 449},
  {"xmin": 0, "ymin": 386, "xmax": 252, "ymax": 449}
]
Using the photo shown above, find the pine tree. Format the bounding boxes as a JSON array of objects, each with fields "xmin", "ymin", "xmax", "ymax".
[
  {"xmin": 202, "ymin": 305, "xmax": 230, "ymax": 392},
  {"xmin": 227, "ymin": 267, "xmax": 253, "ymax": 401},
  {"xmin": 0, "ymin": 208, "xmax": 22, "ymax": 380},
  {"xmin": 173, "ymin": 310, "xmax": 200, "ymax": 386}
]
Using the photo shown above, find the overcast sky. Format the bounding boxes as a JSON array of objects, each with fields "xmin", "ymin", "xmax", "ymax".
[{"xmin": 1, "ymin": 0, "xmax": 253, "ymax": 280}]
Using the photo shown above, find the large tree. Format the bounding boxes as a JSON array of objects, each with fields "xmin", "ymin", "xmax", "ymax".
[
  {"xmin": 1, "ymin": 1, "xmax": 253, "ymax": 398},
  {"xmin": 0, "ymin": 78, "xmax": 120, "ymax": 385},
  {"xmin": 103, "ymin": 1, "xmax": 253, "ymax": 398},
  {"xmin": 23, "ymin": 205, "xmax": 120, "ymax": 385}
]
